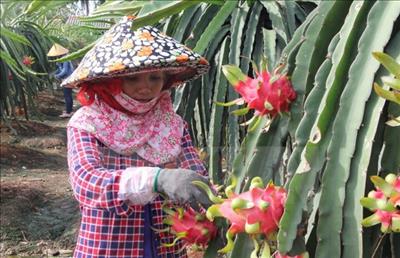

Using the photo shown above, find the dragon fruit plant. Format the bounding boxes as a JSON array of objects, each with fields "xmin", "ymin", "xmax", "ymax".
[
  {"xmin": 193, "ymin": 177, "xmax": 307, "ymax": 258},
  {"xmin": 360, "ymin": 173, "xmax": 400, "ymax": 233},
  {"xmin": 219, "ymin": 60, "xmax": 296, "ymax": 131},
  {"xmin": 161, "ymin": 206, "xmax": 217, "ymax": 251}
]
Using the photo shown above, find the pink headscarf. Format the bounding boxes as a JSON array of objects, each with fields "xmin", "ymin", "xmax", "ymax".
[{"xmin": 68, "ymin": 90, "xmax": 184, "ymax": 165}]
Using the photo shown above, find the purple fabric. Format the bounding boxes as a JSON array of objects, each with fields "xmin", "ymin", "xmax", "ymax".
[{"xmin": 144, "ymin": 204, "xmax": 158, "ymax": 258}]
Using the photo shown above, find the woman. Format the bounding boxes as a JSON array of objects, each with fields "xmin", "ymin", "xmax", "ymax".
[
  {"xmin": 47, "ymin": 43, "xmax": 74, "ymax": 118},
  {"xmin": 62, "ymin": 16, "xmax": 212, "ymax": 257}
]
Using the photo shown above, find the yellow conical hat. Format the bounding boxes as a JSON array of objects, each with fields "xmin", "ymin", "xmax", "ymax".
[{"xmin": 47, "ymin": 43, "xmax": 69, "ymax": 57}]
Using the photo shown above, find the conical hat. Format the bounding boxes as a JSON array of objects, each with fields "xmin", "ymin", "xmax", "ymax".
[
  {"xmin": 61, "ymin": 16, "xmax": 209, "ymax": 88},
  {"xmin": 47, "ymin": 43, "xmax": 69, "ymax": 57}
]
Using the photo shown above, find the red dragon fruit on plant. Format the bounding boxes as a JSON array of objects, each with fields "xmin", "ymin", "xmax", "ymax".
[
  {"xmin": 193, "ymin": 176, "xmax": 287, "ymax": 255},
  {"xmin": 219, "ymin": 62, "xmax": 296, "ymax": 131},
  {"xmin": 22, "ymin": 55, "xmax": 35, "ymax": 67},
  {"xmin": 361, "ymin": 173, "xmax": 400, "ymax": 233},
  {"xmin": 234, "ymin": 69, "xmax": 296, "ymax": 116},
  {"xmin": 162, "ymin": 206, "xmax": 217, "ymax": 249}
]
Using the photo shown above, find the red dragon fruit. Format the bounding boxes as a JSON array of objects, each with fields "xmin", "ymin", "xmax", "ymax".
[
  {"xmin": 194, "ymin": 176, "xmax": 287, "ymax": 254},
  {"xmin": 162, "ymin": 206, "xmax": 217, "ymax": 248},
  {"xmin": 235, "ymin": 70, "xmax": 296, "ymax": 117},
  {"xmin": 361, "ymin": 173, "xmax": 400, "ymax": 232},
  {"xmin": 221, "ymin": 64, "xmax": 296, "ymax": 117},
  {"xmin": 22, "ymin": 55, "xmax": 35, "ymax": 67}
]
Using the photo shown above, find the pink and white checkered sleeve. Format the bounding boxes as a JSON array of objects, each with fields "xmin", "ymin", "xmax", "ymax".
[
  {"xmin": 67, "ymin": 126, "xmax": 133, "ymax": 216},
  {"xmin": 178, "ymin": 123, "xmax": 208, "ymax": 176}
]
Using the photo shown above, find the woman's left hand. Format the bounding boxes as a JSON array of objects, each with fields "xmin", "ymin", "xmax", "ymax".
[{"xmin": 157, "ymin": 168, "xmax": 213, "ymax": 211}]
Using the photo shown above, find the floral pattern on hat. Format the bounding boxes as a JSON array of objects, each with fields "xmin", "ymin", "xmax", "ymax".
[{"xmin": 62, "ymin": 16, "xmax": 209, "ymax": 88}]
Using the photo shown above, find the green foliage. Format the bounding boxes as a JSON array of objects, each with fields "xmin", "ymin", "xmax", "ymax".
[
  {"xmin": 1, "ymin": 1, "xmax": 54, "ymax": 120},
  {"xmin": 0, "ymin": 0, "xmax": 106, "ymax": 121}
]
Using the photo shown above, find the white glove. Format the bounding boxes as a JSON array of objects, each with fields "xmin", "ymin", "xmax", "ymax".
[{"xmin": 118, "ymin": 167, "xmax": 159, "ymax": 205}]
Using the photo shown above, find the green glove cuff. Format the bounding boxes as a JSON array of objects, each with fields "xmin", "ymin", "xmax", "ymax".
[{"xmin": 153, "ymin": 168, "xmax": 162, "ymax": 193}]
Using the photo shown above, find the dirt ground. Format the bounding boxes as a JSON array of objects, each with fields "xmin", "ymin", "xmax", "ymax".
[
  {"xmin": 1, "ymin": 90, "xmax": 79, "ymax": 257},
  {"xmin": 0, "ymin": 90, "xmax": 205, "ymax": 258}
]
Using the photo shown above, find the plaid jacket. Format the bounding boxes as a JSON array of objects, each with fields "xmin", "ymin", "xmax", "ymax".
[{"xmin": 67, "ymin": 125, "xmax": 207, "ymax": 258}]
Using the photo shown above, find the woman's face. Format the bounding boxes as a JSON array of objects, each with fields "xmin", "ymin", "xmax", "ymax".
[{"xmin": 121, "ymin": 71, "xmax": 165, "ymax": 102}]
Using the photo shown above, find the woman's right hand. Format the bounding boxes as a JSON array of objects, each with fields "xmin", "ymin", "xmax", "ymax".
[{"xmin": 157, "ymin": 168, "xmax": 213, "ymax": 211}]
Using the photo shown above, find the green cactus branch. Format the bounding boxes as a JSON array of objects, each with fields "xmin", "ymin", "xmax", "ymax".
[
  {"xmin": 341, "ymin": 32, "xmax": 400, "ymax": 258},
  {"xmin": 316, "ymin": 2, "xmax": 398, "ymax": 257}
]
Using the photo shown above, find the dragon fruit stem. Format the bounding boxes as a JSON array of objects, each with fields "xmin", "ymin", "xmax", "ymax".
[
  {"xmin": 192, "ymin": 181, "xmax": 223, "ymax": 204},
  {"xmin": 248, "ymin": 115, "xmax": 263, "ymax": 132},
  {"xmin": 260, "ymin": 241, "xmax": 271, "ymax": 258},
  {"xmin": 163, "ymin": 234, "xmax": 186, "ymax": 247},
  {"xmin": 218, "ymin": 230, "xmax": 235, "ymax": 253},
  {"xmin": 206, "ymin": 204, "xmax": 222, "ymax": 221},
  {"xmin": 250, "ymin": 238, "xmax": 260, "ymax": 258},
  {"xmin": 225, "ymin": 176, "xmax": 238, "ymax": 197}
]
